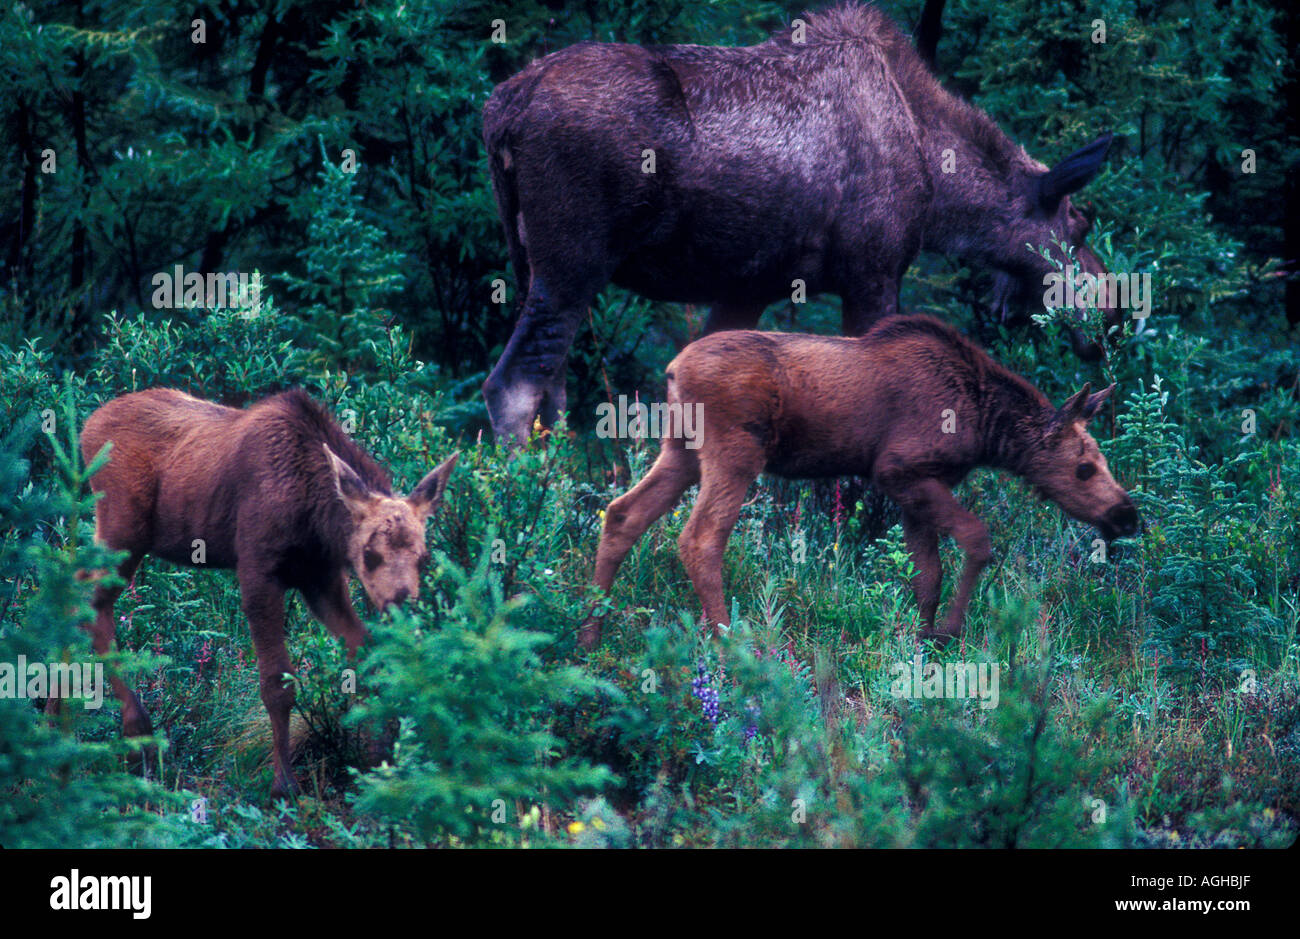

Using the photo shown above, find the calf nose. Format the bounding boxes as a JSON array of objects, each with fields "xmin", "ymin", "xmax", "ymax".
[
  {"xmin": 392, "ymin": 587, "xmax": 411, "ymax": 606},
  {"xmin": 1105, "ymin": 500, "xmax": 1139, "ymax": 537}
]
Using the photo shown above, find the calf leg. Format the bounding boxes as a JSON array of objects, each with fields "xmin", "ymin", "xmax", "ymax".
[
  {"xmin": 303, "ymin": 573, "xmax": 389, "ymax": 767},
  {"xmin": 900, "ymin": 511, "xmax": 942, "ymax": 632},
  {"xmin": 94, "ymin": 555, "xmax": 157, "ymax": 774},
  {"xmin": 885, "ymin": 478, "xmax": 992, "ymax": 642},
  {"xmin": 239, "ymin": 569, "xmax": 296, "ymax": 797},
  {"xmin": 50, "ymin": 552, "xmax": 158, "ymax": 774},
  {"xmin": 678, "ymin": 441, "xmax": 765, "ymax": 633},
  {"xmin": 304, "ymin": 573, "xmax": 367, "ymax": 658},
  {"xmin": 581, "ymin": 443, "xmax": 700, "ymax": 649}
]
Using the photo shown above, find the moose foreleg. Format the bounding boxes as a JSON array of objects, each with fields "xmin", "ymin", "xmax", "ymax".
[
  {"xmin": 888, "ymin": 479, "xmax": 992, "ymax": 643},
  {"xmin": 304, "ymin": 573, "xmax": 368, "ymax": 659},
  {"xmin": 239, "ymin": 570, "xmax": 296, "ymax": 797},
  {"xmin": 942, "ymin": 508, "xmax": 992, "ymax": 639},
  {"xmin": 900, "ymin": 510, "xmax": 942, "ymax": 632}
]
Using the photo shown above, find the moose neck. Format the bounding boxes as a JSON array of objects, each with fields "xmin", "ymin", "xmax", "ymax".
[
  {"xmin": 973, "ymin": 367, "xmax": 1051, "ymax": 480},
  {"xmin": 893, "ymin": 60, "xmax": 1031, "ymax": 265},
  {"xmin": 924, "ymin": 135, "xmax": 1028, "ymax": 266}
]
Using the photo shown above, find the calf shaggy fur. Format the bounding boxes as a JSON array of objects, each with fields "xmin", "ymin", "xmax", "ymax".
[
  {"xmin": 584, "ymin": 315, "xmax": 1138, "ymax": 647},
  {"xmin": 76, "ymin": 387, "xmax": 457, "ymax": 796}
]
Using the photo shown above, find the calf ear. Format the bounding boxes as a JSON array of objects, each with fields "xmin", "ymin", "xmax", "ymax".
[
  {"xmin": 1038, "ymin": 133, "xmax": 1113, "ymax": 213},
  {"xmin": 1047, "ymin": 383, "xmax": 1092, "ymax": 437},
  {"xmin": 408, "ymin": 451, "xmax": 459, "ymax": 519},
  {"xmin": 324, "ymin": 444, "xmax": 374, "ymax": 515},
  {"xmin": 1081, "ymin": 382, "xmax": 1116, "ymax": 420}
]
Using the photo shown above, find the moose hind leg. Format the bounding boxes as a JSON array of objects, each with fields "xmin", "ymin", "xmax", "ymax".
[
  {"xmin": 581, "ymin": 444, "xmax": 700, "ymax": 649},
  {"xmin": 482, "ymin": 300, "xmax": 566, "ymax": 445},
  {"xmin": 57, "ymin": 551, "xmax": 158, "ymax": 774},
  {"xmin": 94, "ymin": 554, "xmax": 154, "ymax": 733},
  {"xmin": 702, "ymin": 302, "xmax": 764, "ymax": 335},
  {"xmin": 483, "ymin": 260, "xmax": 612, "ymax": 445},
  {"xmin": 594, "ymin": 444, "xmax": 700, "ymax": 593},
  {"xmin": 678, "ymin": 447, "xmax": 763, "ymax": 633},
  {"xmin": 239, "ymin": 569, "xmax": 296, "ymax": 797}
]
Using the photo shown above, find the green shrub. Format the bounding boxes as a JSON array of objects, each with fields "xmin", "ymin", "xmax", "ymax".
[{"xmin": 348, "ymin": 542, "xmax": 617, "ymax": 845}]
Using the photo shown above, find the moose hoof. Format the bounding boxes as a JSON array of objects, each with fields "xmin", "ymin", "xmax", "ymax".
[
  {"xmin": 126, "ymin": 741, "xmax": 160, "ymax": 780},
  {"xmin": 577, "ymin": 619, "xmax": 602, "ymax": 651},
  {"xmin": 270, "ymin": 776, "xmax": 301, "ymax": 801},
  {"xmin": 918, "ymin": 628, "xmax": 960, "ymax": 649},
  {"xmin": 123, "ymin": 714, "xmax": 155, "ymax": 739}
]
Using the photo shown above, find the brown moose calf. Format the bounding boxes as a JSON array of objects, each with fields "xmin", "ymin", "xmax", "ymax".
[
  {"xmin": 583, "ymin": 315, "xmax": 1138, "ymax": 648},
  {"xmin": 78, "ymin": 387, "xmax": 457, "ymax": 796}
]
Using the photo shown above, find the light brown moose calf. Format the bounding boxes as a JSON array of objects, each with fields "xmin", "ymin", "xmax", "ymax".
[
  {"xmin": 582, "ymin": 315, "xmax": 1138, "ymax": 648},
  {"xmin": 77, "ymin": 387, "xmax": 457, "ymax": 796}
]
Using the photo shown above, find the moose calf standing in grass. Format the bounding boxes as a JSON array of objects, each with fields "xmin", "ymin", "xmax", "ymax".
[
  {"xmin": 582, "ymin": 316, "xmax": 1139, "ymax": 648},
  {"xmin": 75, "ymin": 388, "xmax": 457, "ymax": 796}
]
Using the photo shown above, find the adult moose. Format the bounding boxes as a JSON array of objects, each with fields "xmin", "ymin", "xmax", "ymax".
[
  {"xmin": 481, "ymin": 2, "xmax": 1118, "ymax": 444},
  {"xmin": 581, "ymin": 315, "xmax": 1139, "ymax": 648},
  {"xmin": 72, "ymin": 387, "xmax": 457, "ymax": 796}
]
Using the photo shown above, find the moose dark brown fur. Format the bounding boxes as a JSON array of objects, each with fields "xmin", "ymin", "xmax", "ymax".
[
  {"xmin": 75, "ymin": 387, "xmax": 457, "ymax": 795},
  {"xmin": 582, "ymin": 315, "xmax": 1138, "ymax": 648},
  {"xmin": 482, "ymin": 1, "xmax": 1119, "ymax": 443}
]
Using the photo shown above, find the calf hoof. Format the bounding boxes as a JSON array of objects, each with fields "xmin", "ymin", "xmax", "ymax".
[
  {"xmin": 126, "ymin": 740, "xmax": 160, "ymax": 780},
  {"xmin": 123, "ymin": 712, "xmax": 155, "ymax": 739},
  {"xmin": 918, "ymin": 627, "xmax": 960, "ymax": 649},
  {"xmin": 123, "ymin": 708, "xmax": 158, "ymax": 778},
  {"xmin": 577, "ymin": 618, "xmax": 602, "ymax": 651},
  {"xmin": 270, "ymin": 775, "xmax": 301, "ymax": 801}
]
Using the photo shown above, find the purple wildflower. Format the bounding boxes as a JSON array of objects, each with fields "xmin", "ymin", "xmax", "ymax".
[{"xmin": 691, "ymin": 662, "xmax": 722, "ymax": 725}]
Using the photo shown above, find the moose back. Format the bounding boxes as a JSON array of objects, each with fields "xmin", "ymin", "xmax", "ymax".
[{"xmin": 481, "ymin": 2, "xmax": 1118, "ymax": 442}]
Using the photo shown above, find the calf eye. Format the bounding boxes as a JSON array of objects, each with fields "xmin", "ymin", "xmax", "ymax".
[
  {"xmin": 363, "ymin": 548, "xmax": 384, "ymax": 571},
  {"xmin": 1075, "ymin": 463, "xmax": 1097, "ymax": 481}
]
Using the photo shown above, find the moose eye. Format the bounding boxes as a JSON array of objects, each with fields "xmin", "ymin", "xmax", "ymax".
[
  {"xmin": 1075, "ymin": 463, "xmax": 1097, "ymax": 481},
  {"xmin": 363, "ymin": 548, "xmax": 384, "ymax": 571}
]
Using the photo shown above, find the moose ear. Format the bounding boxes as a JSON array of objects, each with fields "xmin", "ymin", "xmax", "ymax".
[
  {"xmin": 1047, "ymin": 383, "xmax": 1093, "ymax": 437},
  {"xmin": 408, "ymin": 451, "xmax": 459, "ymax": 519},
  {"xmin": 324, "ymin": 444, "xmax": 374, "ymax": 515},
  {"xmin": 1037, "ymin": 133, "xmax": 1113, "ymax": 213},
  {"xmin": 1081, "ymin": 382, "xmax": 1116, "ymax": 420}
]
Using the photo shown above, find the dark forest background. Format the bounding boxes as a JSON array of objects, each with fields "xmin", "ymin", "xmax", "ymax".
[{"xmin": 2, "ymin": 0, "xmax": 1295, "ymax": 417}]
